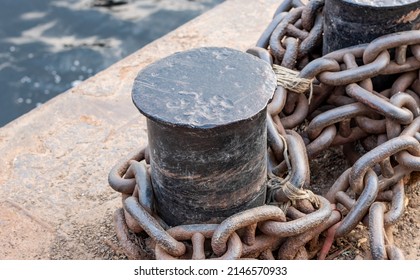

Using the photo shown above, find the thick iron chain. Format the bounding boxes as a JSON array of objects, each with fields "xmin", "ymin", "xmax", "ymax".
[{"xmin": 108, "ymin": 0, "xmax": 420, "ymax": 260}]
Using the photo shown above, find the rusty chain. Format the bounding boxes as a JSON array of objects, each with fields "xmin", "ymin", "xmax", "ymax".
[{"xmin": 108, "ymin": 0, "xmax": 420, "ymax": 260}]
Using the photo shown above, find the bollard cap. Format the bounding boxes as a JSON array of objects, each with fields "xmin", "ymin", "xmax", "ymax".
[
  {"xmin": 343, "ymin": 0, "xmax": 419, "ymax": 7},
  {"xmin": 132, "ymin": 47, "xmax": 276, "ymax": 129}
]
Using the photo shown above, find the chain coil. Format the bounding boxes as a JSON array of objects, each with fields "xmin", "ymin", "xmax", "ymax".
[{"xmin": 108, "ymin": 0, "xmax": 420, "ymax": 260}]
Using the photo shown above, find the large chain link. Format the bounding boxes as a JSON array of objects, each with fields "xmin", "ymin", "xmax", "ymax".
[{"xmin": 108, "ymin": 0, "xmax": 420, "ymax": 260}]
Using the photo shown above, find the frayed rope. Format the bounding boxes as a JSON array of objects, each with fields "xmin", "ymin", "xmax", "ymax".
[
  {"xmin": 266, "ymin": 177, "xmax": 320, "ymax": 212},
  {"xmin": 273, "ymin": 64, "xmax": 314, "ymax": 104}
]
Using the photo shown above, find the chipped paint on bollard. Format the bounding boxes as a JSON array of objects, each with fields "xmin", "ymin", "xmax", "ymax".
[
  {"xmin": 132, "ymin": 47, "xmax": 276, "ymax": 226},
  {"xmin": 323, "ymin": 0, "xmax": 420, "ymax": 54}
]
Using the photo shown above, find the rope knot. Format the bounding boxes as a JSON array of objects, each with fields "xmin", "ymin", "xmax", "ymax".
[
  {"xmin": 266, "ymin": 176, "xmax": 320, "ymax": 212},
  {"xmin": 273, "ymin": 64, "xmax": 314, "ymax": 103}
]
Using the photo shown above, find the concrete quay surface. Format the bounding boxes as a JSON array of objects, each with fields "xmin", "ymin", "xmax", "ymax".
[{"xmin": 0, "ymin": 0, "xmax": 281, "ymax": 259}]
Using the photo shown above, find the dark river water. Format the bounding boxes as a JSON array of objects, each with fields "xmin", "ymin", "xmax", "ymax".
[{"xmin": 0, "ymin": 0, "xmax": 224, "ymax": 127}]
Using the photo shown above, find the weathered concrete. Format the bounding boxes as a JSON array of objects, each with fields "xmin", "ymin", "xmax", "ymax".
[{"xmin": 0, "ymin": 0, "xmax": 280, "ymax": 259}]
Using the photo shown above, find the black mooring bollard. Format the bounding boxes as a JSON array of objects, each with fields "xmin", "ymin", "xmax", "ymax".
[
  {"xmin": 132, "ymin": 47, "xmax": 277, "ymax": 226},
  {"xmin": 323, "ymin": 0, "xmax": 420, "ymax": 54}
]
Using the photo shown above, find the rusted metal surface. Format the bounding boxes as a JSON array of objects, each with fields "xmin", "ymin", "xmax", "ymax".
[
  {"xmin": 131, "ymin": 47, "xmax": 276, "ymax": 226},
  {"xmin": 211, "ymin": 206, "xmax": 286, "ymax": 256},
  {"xmin": 155, "ymin": 224, "xmax": 243, "ymax": 260},
  {"xmin": 323, "ymin": 0, "xmax": 420, "ymax": 54},
  {"xmin": 108, "ymin": 0, "xmax": 420, "ymax": 260},
  {"xmin": 113, "ymin": 208, "xmax": 145, "ymax": 260}
]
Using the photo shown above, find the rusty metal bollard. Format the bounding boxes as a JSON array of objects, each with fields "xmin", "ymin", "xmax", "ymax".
[
  {"xmin": 323, "ymin": 0, "xmax": 420, "ymax": 54},
  {"xmin": 132, "ymin": 47, "xmax": 276, "ymax": 226}
]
